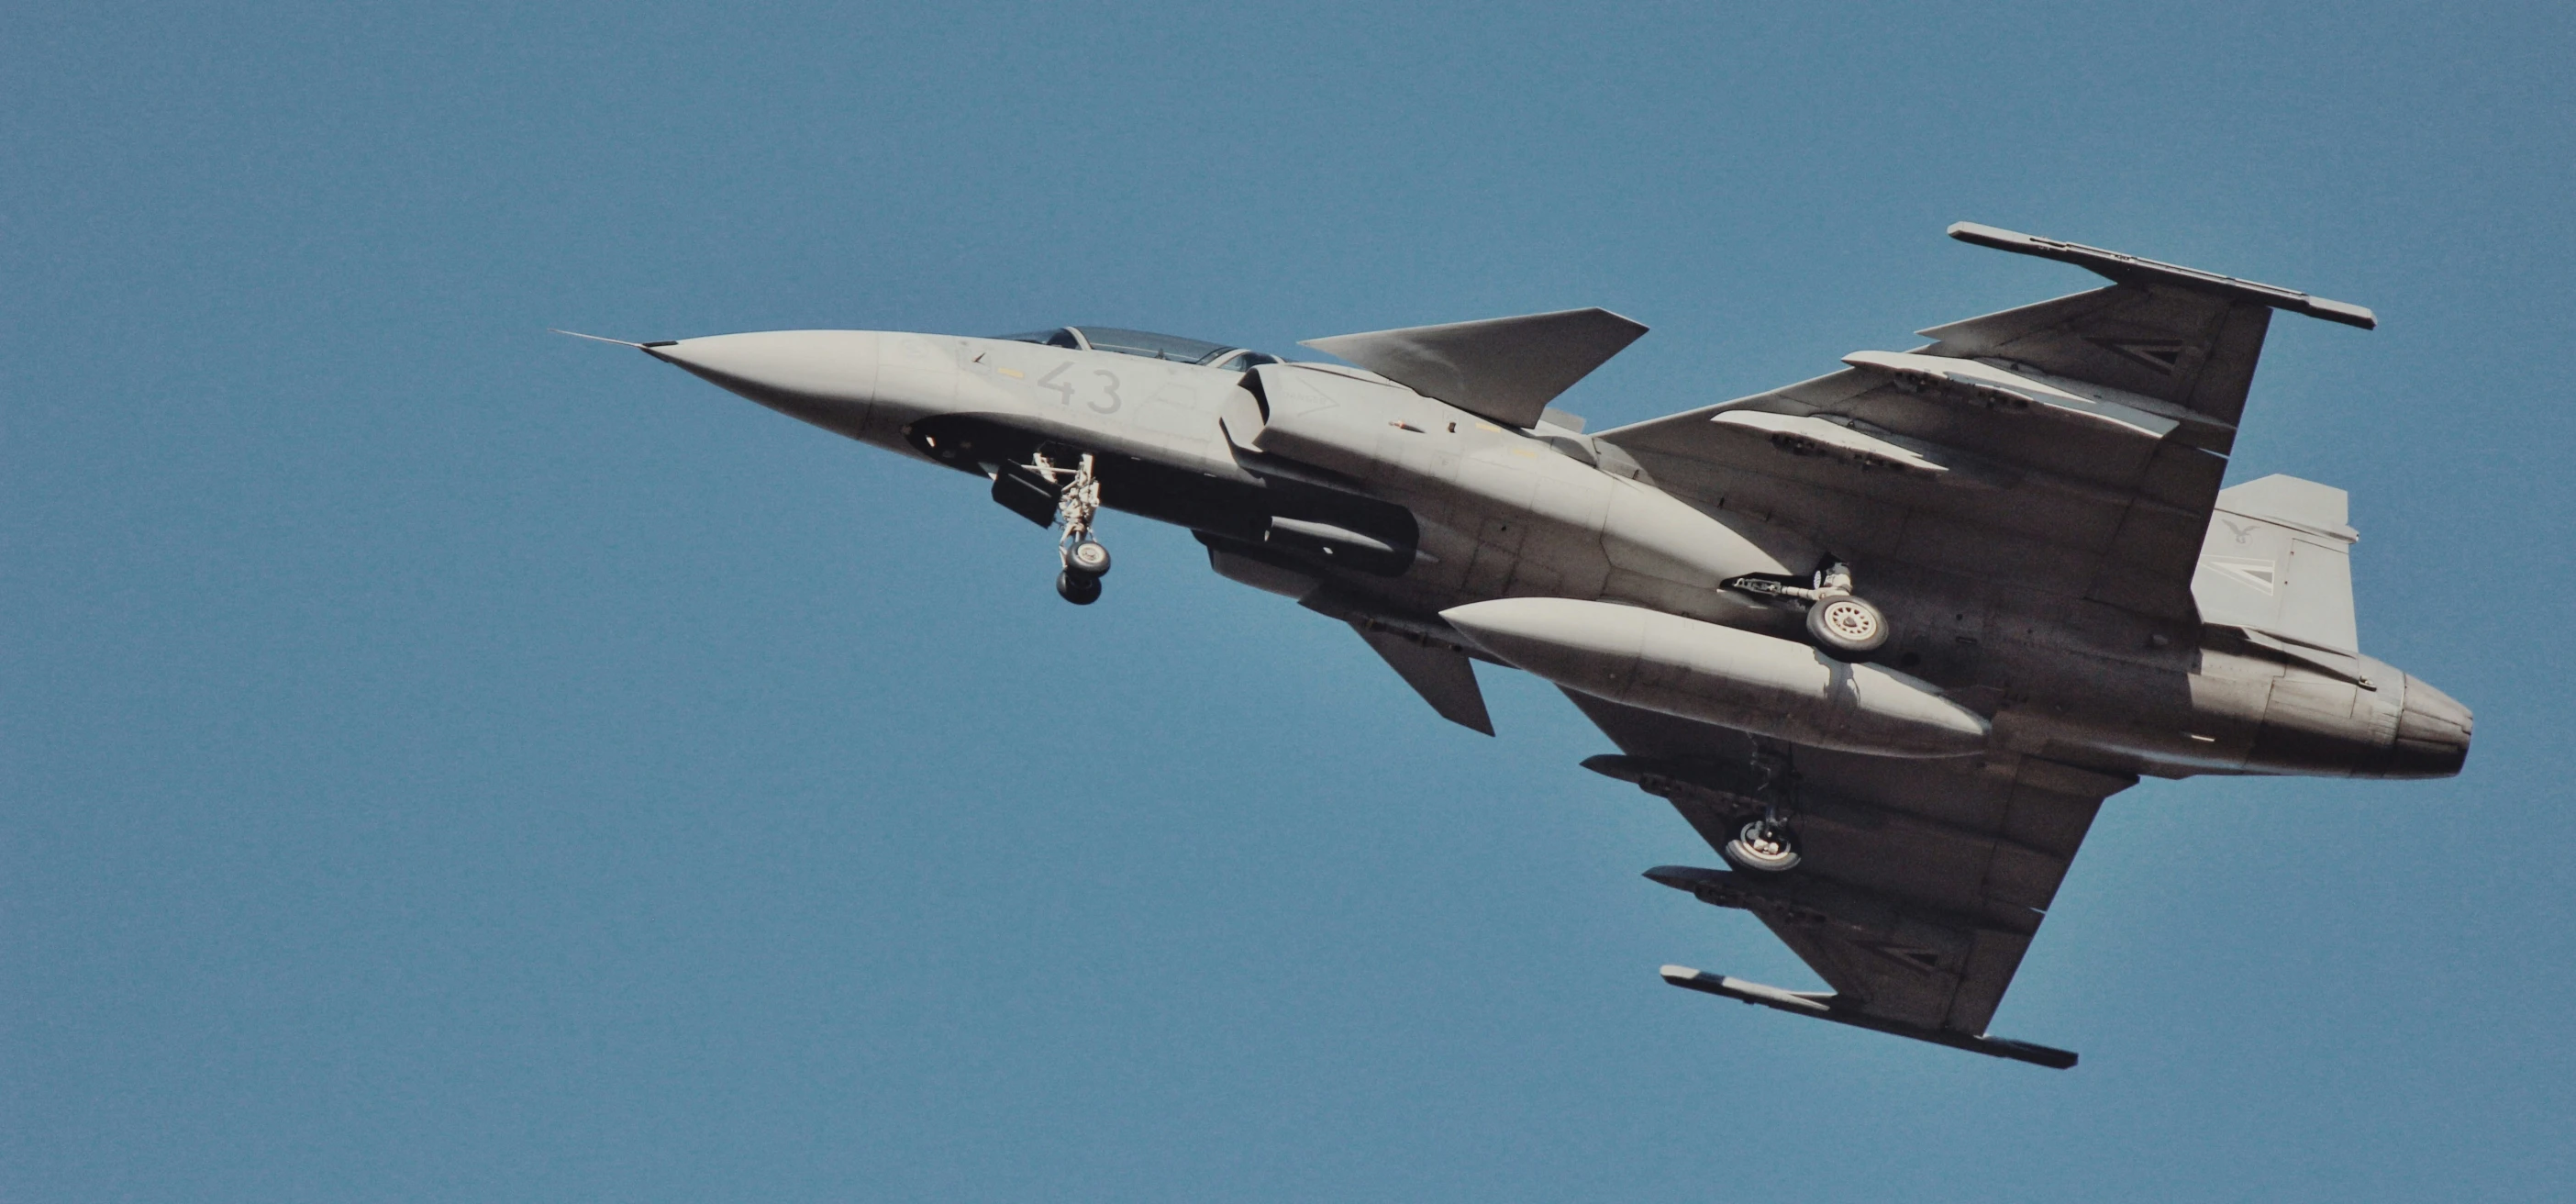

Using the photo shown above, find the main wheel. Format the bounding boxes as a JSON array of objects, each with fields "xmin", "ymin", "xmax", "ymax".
[
  {"xmin": 1807, "ymin": 595, "xmax": 1889, "ymax": 657},
  {"xmin": 1065, "ymin": 539, "xmax": 1112, "ymax": 576},
  {"xmin": 1055, "ymin": 568, "xmax": 1102, "ymax": 606},
  {"xmin": 1724, "ymin": 820, "xmax": 1802, "ymax": 873}
]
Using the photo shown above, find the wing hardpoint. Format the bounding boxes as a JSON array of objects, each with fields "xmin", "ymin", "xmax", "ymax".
[
  {"xmin": 1593, "ymin": 223, "xmax": 2375, "ymax": 623},
  {"xmin": 1574, "ymin": 694, "xmax": 2129, "ymax": 1068}
]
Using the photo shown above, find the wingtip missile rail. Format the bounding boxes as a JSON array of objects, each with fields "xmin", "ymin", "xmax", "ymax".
[
  {"xmin": 1947, "ymin": 220, "xmax": 2378, "ymax": 329},
  {"xmin": 1658, "ymin": 965, "xmax": 2080, "ymax": 1069}
]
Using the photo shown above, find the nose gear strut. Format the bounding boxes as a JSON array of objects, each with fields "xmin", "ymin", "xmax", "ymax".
[{"xmin": 1026, "ymin": 452, "xmax": 1111, "ymax": 605}]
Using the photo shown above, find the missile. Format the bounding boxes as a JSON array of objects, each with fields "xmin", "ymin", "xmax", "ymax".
[{"xmin": 1440, "ymin": 597, "xmax": 1988, "ymax": 758}]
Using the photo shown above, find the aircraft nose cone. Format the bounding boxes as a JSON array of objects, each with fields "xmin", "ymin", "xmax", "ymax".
[
  {"xmin": 2386, "ymin": 674, "xmax": 2473, "ymax": 778},
  {"xmin": 645, "ymin": 330, "xmax": 883, "ymax": 436}
]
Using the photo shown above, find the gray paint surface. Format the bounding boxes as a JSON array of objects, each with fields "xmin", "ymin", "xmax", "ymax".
[
  {"xmin": 617, "ymin": 224, "xmax": 2471, "ymax": 1065},
  {"xmin": 14, "ymin": 7, "xmax": 2568, "ymax": 1199}
]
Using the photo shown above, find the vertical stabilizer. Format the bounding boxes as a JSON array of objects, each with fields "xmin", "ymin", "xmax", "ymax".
[{"xmin": 2193, "ymin": 474, "xmax": 2360, "ymax": 652}]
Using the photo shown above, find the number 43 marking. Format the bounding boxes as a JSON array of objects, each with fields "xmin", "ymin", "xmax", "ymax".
[{"xmin": 1034, "ymin": 362, "xmax": 1122, "ymax": 414}]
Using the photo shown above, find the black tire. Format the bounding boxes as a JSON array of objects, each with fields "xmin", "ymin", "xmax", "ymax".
[
  {"xmin": 1806, "ymin": 595, "xmax": 1890, "ymax": 657},
  {"xmin": 1055, "ymin": 569, "xmax": 1102, "ymax": 606},
  {"xmin": 1065, "ymin": 539, "xmax": 1112, "ymax": 576},
  {"xmin": 1723, "ymin": 820, "xmax": 1802, "ymax": 873}
]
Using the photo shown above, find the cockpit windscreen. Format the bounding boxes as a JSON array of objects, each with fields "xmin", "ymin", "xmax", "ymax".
[
  {"xmin": 997, "ymin": 327, "xmax": 1275, "ymax": 368},
  {"xmin": 1076, "ymin": 329, "xmax": 1229, "ymax": 362}
]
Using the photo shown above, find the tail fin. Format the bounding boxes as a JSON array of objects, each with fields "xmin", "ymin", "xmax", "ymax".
[{"xmin": 2193, "ymin": 474, "xmax": 2360, "ymax": 653}]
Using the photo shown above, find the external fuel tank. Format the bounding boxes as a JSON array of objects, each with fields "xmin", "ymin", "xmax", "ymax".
[{"xmin": 1442, "ymin": 597, "xmax": 1990, "ymax": 758}]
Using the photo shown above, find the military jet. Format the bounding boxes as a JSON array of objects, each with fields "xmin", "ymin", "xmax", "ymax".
[{"xmin": 567, "ymin": 222, "xmax": 2471, "ymax": 1068}]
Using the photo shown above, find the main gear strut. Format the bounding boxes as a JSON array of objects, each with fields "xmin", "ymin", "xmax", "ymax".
[
  {"xmin": 1722, "ymin": 745, "xmax": 1804, "ymax": 873},
  {"xmin": 1727, "ymin": 562, "xmax": 1890, "ymax": 658}
]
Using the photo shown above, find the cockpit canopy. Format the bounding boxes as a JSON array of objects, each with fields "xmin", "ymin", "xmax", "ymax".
[{"xmin": 997, "ymin": 327, "xmax": 1282, "ymax": 372}]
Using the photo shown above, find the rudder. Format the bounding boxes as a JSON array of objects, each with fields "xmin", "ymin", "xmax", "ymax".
[{"xmin": 2192, "ymin": 474, "xmax": 2360, "ymax": 653}]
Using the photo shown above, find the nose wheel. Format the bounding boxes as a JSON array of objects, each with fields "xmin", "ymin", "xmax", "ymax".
[
  {"xmin": 1065, "ymin": 538, "xmax": 1112, "ymax": 576},
  {"xmin": 1027, "ymin": 452, "xmax": 1111, "ymax": 605},
  {"xmin": 1056, "ymin": 568, "xmax": 1103, "ymax": 606}
]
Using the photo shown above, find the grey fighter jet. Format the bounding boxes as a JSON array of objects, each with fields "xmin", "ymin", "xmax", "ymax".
[{"xmin": 570, "ymin": 223, "xmax": 2471, "ymax": 1068}]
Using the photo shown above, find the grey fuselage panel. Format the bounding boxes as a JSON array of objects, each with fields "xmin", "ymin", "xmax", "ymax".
[{"xmin": 617, "ymin": 223, "xmax": 2469, "ymax": 1063}]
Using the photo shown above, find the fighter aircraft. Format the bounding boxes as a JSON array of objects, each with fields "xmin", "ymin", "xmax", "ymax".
[{"xmin": 566, "ymin": 223, "xmax": 2471, "ymax": 1068}]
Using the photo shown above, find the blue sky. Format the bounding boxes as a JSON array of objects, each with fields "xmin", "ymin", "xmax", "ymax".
[{"xmin": 6, "ymin": 1, "xmax": 2571, "ymax": 1199}]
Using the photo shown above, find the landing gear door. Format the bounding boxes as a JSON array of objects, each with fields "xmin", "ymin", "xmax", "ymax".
[{"xmin": 988, "ymin": 461, "xmax": 1060, "ymax": 527}]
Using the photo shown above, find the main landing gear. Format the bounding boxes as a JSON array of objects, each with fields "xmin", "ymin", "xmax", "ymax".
[
  {"xmin": 1028, "ymin": 451, "xmax": 1112, "ymax": 606},
  {"xmin": 1720, "ymin": 747, "xmax": 1804, "ymax": 873},
  {"xmin": 1724, "ymin": 819, "xmax": 1802, "ymax": 872},
  {"xmin": 1727, "ymin": 562, "xmax": 1890, "ymax": 659}
]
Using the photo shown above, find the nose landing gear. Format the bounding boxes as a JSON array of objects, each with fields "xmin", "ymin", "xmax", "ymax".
[
  {"xmin": 1027, "ymin": 451, "xmax": 1111, "ymax": 606},
  {"xmin": 1065, "ymin": 537, "xmax": 1111, "ymax": 576},
  {"xmin": 1055, "ymin": 568, "xmax": 1103, "ymax": 606}
]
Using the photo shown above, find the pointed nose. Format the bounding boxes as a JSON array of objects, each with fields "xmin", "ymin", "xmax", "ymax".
[
  {"xmin": 2384, "ymin": 674, "xmax": 2473, "ymax": 778},
  {"xmin": 647, "ymin": 330, "xmax": 883, "ymax": 437}
]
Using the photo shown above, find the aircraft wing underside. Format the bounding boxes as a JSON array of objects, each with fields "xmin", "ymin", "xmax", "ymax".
[
  {"xmin": 1569, "ymin": 690, "xmax": 2133, "ymax": 1063},
  {"xmin": 1593, "ymin": 228, "xmax": 2368, "ymax": 623}
]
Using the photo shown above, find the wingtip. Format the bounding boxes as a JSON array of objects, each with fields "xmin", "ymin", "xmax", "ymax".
[{"xmin": 1944, "ymin": 221, "xmax": 2376, "ymax": 331}]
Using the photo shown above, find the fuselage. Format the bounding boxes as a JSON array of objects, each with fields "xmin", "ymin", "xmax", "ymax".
[{"xmin": 641, "ymin": 327, "xmax": 2471, "ymax": 783}]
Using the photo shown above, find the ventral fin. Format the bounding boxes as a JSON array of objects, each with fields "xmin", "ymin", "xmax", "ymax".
[{"xmin": 1351, "ymin": 622, "xmax": 1493, "ymax": 735}]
